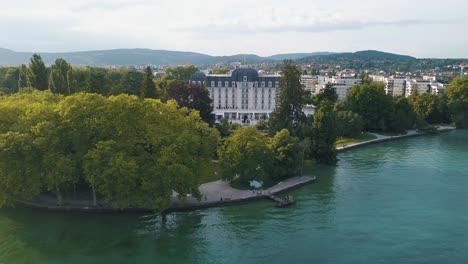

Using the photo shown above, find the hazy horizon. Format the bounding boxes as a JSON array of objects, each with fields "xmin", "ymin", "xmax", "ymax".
[{"xmin": 1, "ymin": 0, "xmax": 467, "ymax": 58}]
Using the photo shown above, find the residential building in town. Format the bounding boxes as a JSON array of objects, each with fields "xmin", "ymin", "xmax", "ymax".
[
  {"xmin": 300, "ymin": 75, "xmax": 315, "ymax": 91},
  {"xmin": 332, "ymin": 76, "xmax": 362, "ymax": 100},
  {"xmin": 385, "ymin": 76, "xmax": 408, "ymax": 97},
  {"xmin": 371, "ymin": 75, "xmax": 446, "ymax": 97}
]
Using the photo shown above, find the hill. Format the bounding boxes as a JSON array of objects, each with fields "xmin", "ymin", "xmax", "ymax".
[{"xmin": 0, "ymin": 48, "xmax": 334, "ymax": 67}]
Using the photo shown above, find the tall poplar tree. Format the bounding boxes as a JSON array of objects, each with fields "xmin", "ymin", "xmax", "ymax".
[
  {"xmin": 269, "ymin": 60, "xmax": 305, "ymax": 136},
  {"xmin": 49, "ymin": 58, "xmax": 72, "ymax": 95},
  {"xmin": 29, "ymin": 54, "xmax": 48, "ymax": 90},
  {"xmin": 18, "ymin": 64, "xmax": 32, "ymax": 89},
  {"xmin": 141, "ymin": 66, "xmax": 157, "ymax": 99}
]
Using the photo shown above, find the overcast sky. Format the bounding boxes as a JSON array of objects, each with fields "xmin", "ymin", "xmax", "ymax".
[{"xmin": 1, "ymin": 0, "xmax": 467, "ymax": 58}]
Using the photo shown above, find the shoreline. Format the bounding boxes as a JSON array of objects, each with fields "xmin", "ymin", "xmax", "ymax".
[
  {"xmin": 14, "ymin": 125, "xmax": 456, "ymax": 213},
  {"xmin": 15, "ymin": 176, "xmax": 317, "ymax": 213},
  {"xmin": 337, "ymin": 126, "xmax": 456, "ymax": 152}
]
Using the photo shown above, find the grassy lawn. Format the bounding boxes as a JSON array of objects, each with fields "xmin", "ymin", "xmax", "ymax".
[
  {"xmin": 335, "ymin": 132, "xmax": 377, "ymax": 148},
  {"xmin": 198, "ymin": 161, "xmax": 222, "ymax": 184},
  {"xmin": 375, "ymin": 131, "xmax": 407, "ymax": 137}
]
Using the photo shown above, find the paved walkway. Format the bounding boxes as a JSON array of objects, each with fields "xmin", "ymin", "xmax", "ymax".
[
  {"xmin": 170, "ymin": 176, "xmax": 316, "ymax": 210},
  {"xmin": 16, "ymin": 176, "xmax": 317, "ymax": 212},
  {"xmin": 337, "ymin": 126, "xmax": 456, "ymax": 152}
]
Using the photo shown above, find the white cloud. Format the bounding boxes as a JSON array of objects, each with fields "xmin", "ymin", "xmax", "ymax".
[{"xmin": 0, "ymin": 0, "xmax": 467, "ymax": 57}]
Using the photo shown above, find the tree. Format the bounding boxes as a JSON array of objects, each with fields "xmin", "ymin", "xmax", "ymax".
[
  {"xmin": 166, "ymin": 82, "xmax": 215, "ymax": 126},
  {"xmin": 120, "ymin": 70, "xmax": 143, "ymax": 95},
  {"xmin": 359, "ymin": 71, "xmax": 372, "ymax": 85},
  {"xmin": 412, "ymin": 93, "xmax": 444, "ymax": 124},
  {"xmin": 445, "ymin": 76, "xmax": 468, "ymax": 128},
  {"xmin": 390, "ymin": 97, "xmax": 417, "ymax": 133},
  {"xmin": 211, "ymin": 67, "xmax": 230, "ymax": 74},
  {"xmin": 85, "ymin": 71, "xmax": 107, "ymax": 94},
  {"xmin": 0, "ymin": 132, "xmax": 42, "ymax": 206},
  {"xmin": 335, "ymin": 111, "xmax": 364, "ymax": 138},
  {"xmin": 49, "ymin": 58, "xmax": 72, "ymax": 95},
  {"xmin": 2, "ymin": 68, "xmax": 20, "ymax": 94},
  {"xmin": 269, "ymin": 60, "xmax": 306, "ymax": 136},
  {"xmin": 141, "ymin": 66, "xmax": 157, "ymax": 99},
  {"xmin": 316, "ymin": 82, "xmax": 338, "ymax": 105},
  {"xmin": 219, "ymin": 127, "xmax": 273, "ymax": 185},
  {"xmin": 268, "ymin": 129, "xmax": 301, "ymax": 179},
  {"xmin": 162, "ymin": 65, "xmax": 199, "ymax": 82},
  {"xmin": 255, "ymin": 120, "xmax": 269, "ymax": 131},
  {"xmin": 18, "ymin": 64, "xmax": 32, "ymax": 89},
  {"xmin": 29, "ymin": 54, "xmax": 48, "ymax": 90},
  {"xmin": 311, "ymin": 100, "xmax": 337, "ymax": 164},
  {"xmin": 342, "ymin": 82, "xmax": 394, "ymax": 132},
  {"xmin": 215, "ymin": 118, "xmax": 231, "ymax": 138}
]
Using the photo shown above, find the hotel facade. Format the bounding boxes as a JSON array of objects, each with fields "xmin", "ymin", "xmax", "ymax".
[{"xmin": 191, "ymin": 68, "xmax": 281, "ymax": 124}]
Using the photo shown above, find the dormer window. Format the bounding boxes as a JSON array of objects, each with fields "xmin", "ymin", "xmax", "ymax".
[
  {"xmin": 268, "ymin": 81, "xmax": 272, "ymax": 87},
  {"xmin": 243, "ymin": 76, "xmax": 247, "ymax": 82},
  {"xmin": 261, "ymin": 81, "xmax": 265, "ymax": 87},
  {"xmin": 211, "ymin": 81, "xmax": 215, "ymax": 87},
  {"xmin": 275, "ymin": 81, "xmax": 279, "ymax": 87},
  {"xmin": 254, "ymin": 81, "xmax": 258, "ymax": 87},
  {"xmin": 232, "ymin": 81, "xmax": 236, "ymax": 87},
  {"xmin": 225, "ymin": 81, "xmax": 229, "ymax": 87},
  {"xmin": 218, "ymin": 81, "xmax": 222, "ymax": 87}
]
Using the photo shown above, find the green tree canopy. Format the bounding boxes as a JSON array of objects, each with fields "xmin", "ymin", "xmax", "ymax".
[
  {"xmin": 219, "ymin": 127, "xmax": 273, "ymax": 185},
  {"xmin": 18, "ymin": 64, "xmax": 32, "ymax": 90},
  {"xmin": 0, "ymin": 91, "xmax": 219, "ymax": 212},
  {"xmin": 342, "ymin": 82, "xmax": 394, "ymax": 132},
  {"xmin": 141, "ymin": 66, "xmax": 157, "ymax": 99},
  {"xmin": 444, "ymin": 76, "xmax": 468, "ymax": 128},
  {"xmin": 166, "ymin": 81, "xmax": 214, "ymax": 126},
  {"xmin": 311, "ymin": 100, "xmax": 337, "ymax": 164},
  {"xmin": 29, "ymin": 54, "xmax": 48, "ymax": 90},
  {"xmin": 268, "ymin": 129, "xmax": 302, "ymax": 179},
  {"xmin": 269, "ymin": 60, "xmax": 306, "ymax": 136},
  {"xmin": 162, "ymin": 65, "xmax": 199, "ymax": 82},
  {"xmin": 49, "ymin": 58, "xmax": 72, "ymax": 95},
  {"xmin": 335, "ymin": 111, "xmax": 364, "ymax": 138},
  {"xmin": 316, "ymin": 82, "xmax": 338, "ymax": 105}
]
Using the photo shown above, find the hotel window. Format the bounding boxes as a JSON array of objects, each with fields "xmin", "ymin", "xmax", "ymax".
[
  {"xmin": 218, "ymin": 81, "xmax": 222, "ymax": 87},
  {"xmin": 261, "ymin": 82, "xmax": 265, "ymax": 87},
  {"xmin": 211, "ymin": 81, "xmax": 215, "ymax": 87},
  {"xmin": 243, "ymin": 76, "xmax": 247, "ymax": 82},
  {"xmin": 268, "ymin": 81, "xmax": 272, "ymax": 87},
  {"xmin": 225, "ymin": 81, "xmax": 229, "ymax": 87}
]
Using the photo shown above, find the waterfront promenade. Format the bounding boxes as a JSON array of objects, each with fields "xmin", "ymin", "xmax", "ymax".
[
  {"xmin": 16, "ymin": 176, "xmax": 316, "ymax": 212},
  {"xmin": 337, "ymin": 125, "xmax": 456, "ymax": 152}
]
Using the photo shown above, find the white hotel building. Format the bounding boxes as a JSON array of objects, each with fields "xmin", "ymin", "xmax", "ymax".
[{"xmin": 191, "ymin": 68, "xmax": 281, "ymax": 124}]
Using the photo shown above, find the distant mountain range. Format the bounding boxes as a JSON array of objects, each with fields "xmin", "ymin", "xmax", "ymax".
[
  {"xmin": 0, "ymin": 48, "xmax": 464, "ymax": 69},
  {"xmin": 0, "ymin": 48, "xmax": 336, "ymax": 67}
]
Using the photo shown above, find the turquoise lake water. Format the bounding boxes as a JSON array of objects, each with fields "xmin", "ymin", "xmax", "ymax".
[{"xmin": 0, "ymin": 130, "xmax": 467, "ymax": 264}]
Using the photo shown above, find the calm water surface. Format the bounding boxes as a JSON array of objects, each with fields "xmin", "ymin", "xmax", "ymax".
[{"xmin": 1, "ymin": 130, "xmax": 467, "ymax": 264}]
